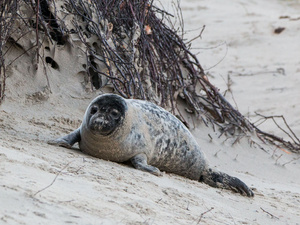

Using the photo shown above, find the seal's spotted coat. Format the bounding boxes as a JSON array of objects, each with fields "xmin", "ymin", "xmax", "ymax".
[{"xmin": 49, "ymin": 94, "xmax": 254, "ymax": 197}]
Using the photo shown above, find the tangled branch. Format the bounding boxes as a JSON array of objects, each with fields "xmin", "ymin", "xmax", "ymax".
[
  {"xmin": 253, "ymin": 113, "xmax": 300, "ymax": 152},
  {"xmin": 0, "ymin": 0, "xmax": 19, "ymax": 103},
  {"xmin": 1, "ymin": 0, "xmax": 300, "ymax": 153}
]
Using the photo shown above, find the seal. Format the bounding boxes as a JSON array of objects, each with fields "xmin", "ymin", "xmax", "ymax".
[{"xmin": 49, "ymin": 94, "xmax": 254, "ymax": 197}]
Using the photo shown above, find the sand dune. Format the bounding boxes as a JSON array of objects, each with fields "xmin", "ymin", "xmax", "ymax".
[{"xmin": 1, "ymin": 0, "xmax": 300, "ymax": 224}]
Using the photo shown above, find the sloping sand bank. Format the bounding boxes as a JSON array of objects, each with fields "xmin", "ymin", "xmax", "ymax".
[{"xmin": 1, "ymin": 0, "xmax": 300, "ymax": 224}]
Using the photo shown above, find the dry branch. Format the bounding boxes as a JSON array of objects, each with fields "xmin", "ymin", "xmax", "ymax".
[
  {"xmin": 197, "ymin": 207, "xmax": 214, "ymax": 224},
  {"xmin": 253, "ymin": 113, "xmax": 300, "ymax": 152},
  {"xmin": 0, "ymin": 0, "xmax": 19, "ymax": 103},
  {"xmin": 1, "ymin": 0, "xmax": 300, "ymax": 153},
  {"xmin": 260, "ymin": 207, "xmax": 279, "ymax": 219},
  {"xmin": 33, "ymin": 161, "xmax": 72, "ymax": 197}
]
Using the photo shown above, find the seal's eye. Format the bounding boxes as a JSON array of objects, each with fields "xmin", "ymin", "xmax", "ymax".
[
  {"xmin": 90, "ymin": 106, "xmax": 98, "ymax": 115},
  {"xmin": 110, "ymin": 109, "xmax": 120, "ymax": 119}
]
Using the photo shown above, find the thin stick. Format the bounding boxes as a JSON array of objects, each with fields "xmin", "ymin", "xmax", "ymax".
[
  {"xmin": 253, "ymin": 113, "xmax": 300, "ymax": 152},
  {"xmin": 275, "ymin": 154, "xmax": 283, "ymax": 165},
  {"xmin": 35, "ymin": 0, "xmax": 40, "ymax": 66},
  {"xmin": 282, "ymin": 156, "xmax": 300, "ymax": 167},
  {"xmin": 197, "ymin": 207, "xmax": 214, "ymax": 224},
  {"xmin": 33, "ymin": 161, "xmax": 72, "ymax": 197},
  {"xmin": 186, "ymin": 25, "xmax": 206, "ymax": 44},
  {"xmin": 260, "ymin": 207, "xmax": 279, "ymax": 219}
]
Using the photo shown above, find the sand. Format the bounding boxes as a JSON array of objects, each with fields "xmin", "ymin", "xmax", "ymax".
[{"xmin": 1, "ymin": 0, "xmax": 300, "ymax": 224}]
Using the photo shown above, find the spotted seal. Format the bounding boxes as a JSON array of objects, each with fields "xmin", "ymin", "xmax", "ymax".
[{"xmin": 49, "ymin": 93, "xmax": 254, "ymax": 197}]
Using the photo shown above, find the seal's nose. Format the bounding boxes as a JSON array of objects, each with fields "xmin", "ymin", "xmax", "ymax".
[
  {"xmin": 93, "ymin": 116, "xmax": 110, "ymax": 129},
  {"xmin": 94, "ymin": 117, "xmax": 104, "ymax": 125}
]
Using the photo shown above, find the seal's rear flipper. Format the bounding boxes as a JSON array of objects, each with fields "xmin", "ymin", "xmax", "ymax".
[
  {"xmin": 131, "ymin": 153, "xmax": 162, "ymax": 176},
  {"xmin": 200, "ymin": 168, "xmax": 254, "ymax": 197},
  {"xmin": 48, "ymin": 128, "xmax": 81, "ymax": 149}
]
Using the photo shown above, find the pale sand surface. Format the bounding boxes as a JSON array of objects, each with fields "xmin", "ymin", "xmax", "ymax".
[{"xmin": 1, "ymin": 0, "xmax": 300, "ymax": 224}]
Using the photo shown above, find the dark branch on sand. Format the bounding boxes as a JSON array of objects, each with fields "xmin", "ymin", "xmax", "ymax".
[
  {"xmin": 1, "ymin": 0, "xmax": 300, "ymax": 153},
  {"xmin": 260, "ymin": 207, "xmax": 279, "ymax": 220},
  {"xmin": 252, "ymin": 113, "xmax": 300, "ymax": 152},
  {"xmin": 197, "ymin": 207, "xmax": 214, "ymax": 224},
  {"xmin": 32, "ymin": 161, "xmax": 72, "ymax": 197}
]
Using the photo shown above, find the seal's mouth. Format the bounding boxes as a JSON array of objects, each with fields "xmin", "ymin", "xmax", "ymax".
[{"xmin": 89, "ymin": 117, "xmax": 114, "ymax": 136}]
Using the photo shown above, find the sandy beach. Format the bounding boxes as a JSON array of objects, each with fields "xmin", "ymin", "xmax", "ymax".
[{"xmin": 1, "ymin": 0, "xmax": 300, "ymax": 224}]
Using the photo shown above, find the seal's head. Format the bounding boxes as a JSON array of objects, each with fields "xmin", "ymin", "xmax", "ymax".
[{"xmin": 86, "ymin": 94, "xmax": 127, "ymax": 135}]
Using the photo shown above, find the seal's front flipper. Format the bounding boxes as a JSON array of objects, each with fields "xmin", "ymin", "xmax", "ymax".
[
  {"xmin": 200, "ymin": 168, "xmax": 254, "ymax": 197},
  {"xmin": 48, "ymin": 128, "xmax": 81, "ymax": 149},
  {"xmin": 131, "ymin": 153, "xmax": 162, "ymax": 176}
]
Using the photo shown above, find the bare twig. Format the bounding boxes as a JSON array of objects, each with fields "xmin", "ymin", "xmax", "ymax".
[
  {"xmin": 204, "ymin": 42, "xmax": 228, "ymax": 71},
  {"xmin": 260, "ymin": 207, "xmax": 279, "ymax": 219},
  {"xmin": 0, "ymin": 0, "xmax": 19, "ymax": 103},
  {"xmin": 186, "ymin": 25, "xmax": 205, "ymax": 44},
  {"xmin": 33, "ymin": 161, "xmax": 72, "ymax": 197},
  {"xmin": 197, "ymin": 207, "xmax": 214, "ymax": 224},
  {"xmin": 275, "ymin": 154, "xmax": 283, "ymax": 165},
  {"xmin": 253, "ymin": 113, "xmax": 300, "ymax": 153},
  {"xmin": 35, "ymin": 0, "xmax": 40, "ymax": 67},
  {"xmin": 282, "ymin": 156, "xmax": 300, "ymax": 167}
]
